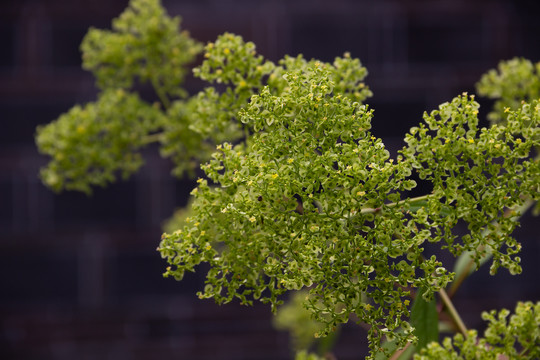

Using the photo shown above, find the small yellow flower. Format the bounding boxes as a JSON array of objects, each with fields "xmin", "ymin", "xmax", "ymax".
[
  {"xmin": 504, "ymin": 107, "xmax": 510, "ymax": 113},
  {"xmin": 468, "ymin": 139, "xmax": 474, "ymax": 144},
  {"xmin": 271, "ymin": 173, "xmax": 278, "ymax": 179},
  {"xmin": 224, "ymin": 48, "xmax": 230, "ymax": 55},
  {"xmin": 287, "ymin": 158, "xmax": 294, "ymax": 164},
  {"xmin": 200, "ymin": 231, "xmax": 206, "ymax": 236},
  {"xmin": 357, "ymin": 191, "xmax": 366, "ymax": 196},
  {"xmin": 249, "ymin": 216, "xmax": 256, "ymax": 223}
]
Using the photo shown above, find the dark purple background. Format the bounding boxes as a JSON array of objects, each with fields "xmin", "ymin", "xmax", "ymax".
[{"xmin": 1, "ymin": 0, "xmax": 539, "ymax": 359}]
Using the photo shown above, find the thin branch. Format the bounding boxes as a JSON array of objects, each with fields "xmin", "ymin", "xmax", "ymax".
[
  {"xmin": 358, "ymin": 194, "xmax": 436, "ymax": 215},
  {"xmin": 389, "ymin": 341, "xmax": 413, "ymax": 360},
  {"xmin": 151, "ymin": 76, "xmax": 171, "ymax": 109},
  {"xmin": 142, "ymin": 132, "xmax": 164, "ymax": 145},
  {"xmin": 439, "ymin": 287, "xmax": 468, "ymax": 336},
  {"xmin": 448, "ymin": 198, "xmax": 536, "ymax": 297},
  {"xmin": 385, "ymin": 194, "xmax": 434, "ymax": 209}
]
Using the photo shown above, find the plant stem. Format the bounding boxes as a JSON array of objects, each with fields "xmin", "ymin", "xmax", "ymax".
[
  {"xmin": 386, "ymin": 194, "xmax": 433, "ymax": 209},
  {"xmin": 389, "ymin": 341, "xmax": 412, "ymax": 360},
  {"xmin": 142, "ymin": 133, "xmax": 164, "ymax": 144},
  {"xmin": 439, "ymin": 287, "xmax": 468, "ymax": 336},
  {"xmin": 151, "ymin": 76, "xmax": 171, "ymax": 109},
  {"xmin": 359, "ymin": 194, "xmax": 435, "ymax": 214},
  {"xmin": 448, "ymin": 198, "xmax": 536, "ymax": 297}
]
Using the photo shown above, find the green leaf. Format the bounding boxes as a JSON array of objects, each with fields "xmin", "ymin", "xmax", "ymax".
[{"xmin": 410, "ymin": 288, "xmax": 439, "ymax": 351}]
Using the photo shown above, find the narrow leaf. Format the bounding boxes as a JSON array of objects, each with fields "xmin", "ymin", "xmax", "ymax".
[{"xmin": 410, "ymin": 288, "xmax": 439, "ymax": 351}]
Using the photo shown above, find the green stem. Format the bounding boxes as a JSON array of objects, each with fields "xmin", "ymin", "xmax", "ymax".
[
  {"xmin": 359, "ymin": 194, "xmax": 435, "ymax": 214},
  {"xmin": 389, "ymin": 341, "xmax": 413, "ymax": 360},
  {"xmin": 386, "ymin": 194, "xmax": 433, "ymax": 209},
  {"xmin": 439, "ymin": 287, "xmax": 468, "ymax": 336},
  {"xmin": 142, "ymin": 132, "xmax": 164, "ymax": 145},
  {"xmin": 448, "ymin": 198, "xmax": 536, "ymax": 297},
  {"xmin": 151, "ymin": 76, "xmax": 171, "ymax": 109}
]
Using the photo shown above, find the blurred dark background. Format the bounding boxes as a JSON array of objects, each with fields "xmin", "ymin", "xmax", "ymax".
[{"xmin": 1, "ymin": 0, "xmax": 539, "ymax": 359}]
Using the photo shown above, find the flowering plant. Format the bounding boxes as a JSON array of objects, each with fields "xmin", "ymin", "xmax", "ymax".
[{"xmin": 36, "ymin": 0, "xmax": 539, "ymax": 359}]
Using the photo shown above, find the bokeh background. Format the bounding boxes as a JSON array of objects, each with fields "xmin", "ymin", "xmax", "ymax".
[{"xmin": 1, "ymin": 0, "xmax": 539, "ymax": 359}]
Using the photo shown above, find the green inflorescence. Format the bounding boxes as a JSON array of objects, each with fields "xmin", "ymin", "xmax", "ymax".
[
  {"xmin": 36, "ymin": 0, "xmax": 206, "ymax": 193},
  {"xmin": 477, "ymin": 57, "xmax": 540, "ymax": 125},
  {"xmin": 415, "ymin": 301, "xmax": 540, "ymax": 360},
  {"xmin": 35, "ymin": 0, "xmax": 540, "ymax": 358}
]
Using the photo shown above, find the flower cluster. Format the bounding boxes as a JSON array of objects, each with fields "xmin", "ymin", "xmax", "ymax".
[
  {"xmin": 415, "ymin": 301, "xmax": 540, "ymax": 359},
  {"xmin": 401, "ymin": 94, "xmax": 539, "ymax": 275},
  {"xmin": 476, "ymin": 57, "xmax": 540, "ymax": 124},
  {"xmin": 160, "ymin": 58, "xmax": 458, "ymax": 356},
  {"xmin": 35, "ymin": 1, "xmax": 540, "ymax": 358},
  {"xmin": 36, "ymin": 89, "xmax": 165, "ymax": 193}
]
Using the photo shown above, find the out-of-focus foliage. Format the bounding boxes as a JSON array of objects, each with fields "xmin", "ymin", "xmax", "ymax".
[
  {"xmin": 81, "ymin": 0, "xmax": 201, "ymax": 99},
  {"xmin": 36, "ymin": 89, "xmax": 164, "ymax": 193},
  {"xmin": 273, "ymin": 290, "xmax": 328, "ymax": 353},
  {"xmin": 415, "ymin": 301, "xmax": 540, "ymax": 360},
  {"xmin": 476, "ymin": 57, "xmax": 540, "ymax": 125},
  {"xmin": 36, "ymin": 0, "xmax": 204, "ymax": 193}
]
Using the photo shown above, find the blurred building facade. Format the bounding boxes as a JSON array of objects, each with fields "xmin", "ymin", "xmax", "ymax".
[{"xmin": 1, "ymin": 0, "xmax": 539, "ymax": 359}]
